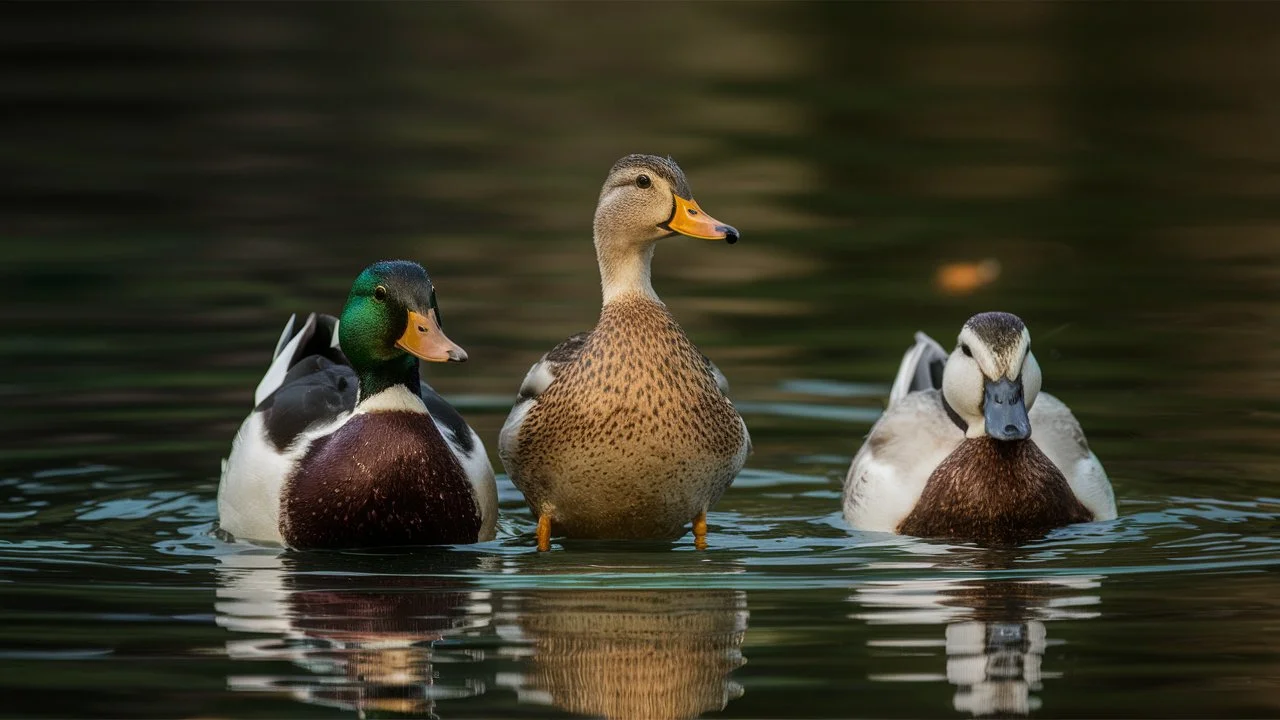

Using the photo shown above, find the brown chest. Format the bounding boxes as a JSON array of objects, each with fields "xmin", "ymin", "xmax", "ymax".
[
  {"xmin": 899, "ymin": 437, "xmax": 1092, "ymax": 545},
  {"xmin": 281, "ymin": 411, "xmax": 481, "ymax": 548},
  {"xmin": 522, "ymin": 300, "xmax": 743, "ymax": 461}
]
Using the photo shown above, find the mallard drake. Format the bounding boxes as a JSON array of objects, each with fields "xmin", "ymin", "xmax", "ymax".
[
  {"xmin": 217, "ymin": 260, "xmax": 497, "ymax": 548},
  {"xmin": 843, "ymin": 312, "xmax": 1116, "ymax": 544},
  {"xmin": 498, "ymin": 154, "xmax": 750, "ymax": 551}
]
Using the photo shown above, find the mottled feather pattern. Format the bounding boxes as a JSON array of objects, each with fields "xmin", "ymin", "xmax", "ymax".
[
  {"xmin": 504, "ymin": 296, "xmax": 747, "ymax": 539},
  {"xmin": 546, "ymin": 332, "xmax": 591, "ymax": 364},
  {"xmin": 281, "ymin": 411, "xmax": 482, "ymax": 548},
  {"xmin": 898, "ymin": 437, "xmax": 1091, "ymax": 545}
]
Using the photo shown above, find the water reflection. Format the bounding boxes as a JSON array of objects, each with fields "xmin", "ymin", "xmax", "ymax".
[
  {"xmin": 850, "ymin": 558, "xmax": 1101, "ymax": 717},
  {"xmin": 214, "ymin": 549, "xmax": 495, "ymax": 717},
  {"xmin": 497, "ymin": 589, "xmax": 749, "ymax": 720}
]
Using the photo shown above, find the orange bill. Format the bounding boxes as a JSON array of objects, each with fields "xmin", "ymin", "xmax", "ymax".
[
  {"xmin": 661, "ymin": 195, "xmax": 740, "ymax": 243},
  {"xmin": 396, "ymin": 309, "xmax": 467, "ymax": 362}
]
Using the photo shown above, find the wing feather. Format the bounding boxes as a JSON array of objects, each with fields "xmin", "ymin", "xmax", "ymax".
[{"xmin": 500, "ymin": 331, "xmax": 590, "ymax": 458}]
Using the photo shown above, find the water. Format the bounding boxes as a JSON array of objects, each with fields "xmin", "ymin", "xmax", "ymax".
[{"xmin": 3, "ymin": 3, "xmax": 1280, "ymax": 718}]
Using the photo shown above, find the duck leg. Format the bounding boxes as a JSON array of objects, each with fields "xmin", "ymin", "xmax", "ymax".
[
  {"xmin": 536, "ymin": 514, "xmax": 552, "ymax": 552},
  {"xmin": 693, "ymin": 511, "xmax": 708, "ymax": 550}
]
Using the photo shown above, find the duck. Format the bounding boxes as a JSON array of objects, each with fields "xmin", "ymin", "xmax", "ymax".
[
  {"xmin": 498, "ymin": 154, "xmax": 751, "ymax": 551},
  {"xmin": 217, "ymin": 260, "xmax": 498, "ymax": 548},
  {"xmin": 843, "ymin": 311, "xmax": 1116, "ymax": 544}
]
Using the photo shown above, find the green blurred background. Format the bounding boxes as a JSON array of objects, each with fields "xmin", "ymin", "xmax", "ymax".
[{"xmin": 5, "ymin": 2, "xmax": 1279, "ymax": 485}]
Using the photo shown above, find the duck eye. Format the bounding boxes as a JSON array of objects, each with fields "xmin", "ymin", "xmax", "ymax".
[
  {"xmin": 960, "ymin": 344, "xmax": 973, "ymax": 358},
  {"xmin": 373, "ymin": 285, "xmax": 388, "ymax": 302},
  {"xmin": 635, "ymin": 174, "xmax": 652, "ymax": 189}
]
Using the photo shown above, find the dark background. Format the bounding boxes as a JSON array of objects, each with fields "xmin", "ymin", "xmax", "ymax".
[{"xmin": 2, "ymin": 4, "xmax": 1278, "ymax": 718}]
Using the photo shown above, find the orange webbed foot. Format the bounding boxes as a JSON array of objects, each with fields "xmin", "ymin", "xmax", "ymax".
[
  {"xmin": 694, "ymin": 510, "xmax": 708, "ymax": 551},
  {"xmin": 536, "ymin": 514, "xmax": 552, "ymax": 552}
]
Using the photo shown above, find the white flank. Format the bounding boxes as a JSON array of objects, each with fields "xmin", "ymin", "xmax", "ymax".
[
  {"xmin": 498, "ymin": 398, "xmax": 534, "ymax": 461},
  {"xmin": 437, "ymin": 422, "xmax": 499, "ymax": 541},
  {"xmin": 844, "ymin": 451, "xmax": 930, "ymax": 533},
  {"xmin": 218, "ymin": 413, "xmax": 292, "ymax": 544}
]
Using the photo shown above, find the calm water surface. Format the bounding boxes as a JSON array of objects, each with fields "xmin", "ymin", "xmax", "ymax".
[{"xmin": 3, "ymin": 4, "xmax": 1279, "ymax": 718}]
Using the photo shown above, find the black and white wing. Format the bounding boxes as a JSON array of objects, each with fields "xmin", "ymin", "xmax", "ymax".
[
  {"xmin": 253, "ymin": 313, "xmax": 356, "ymax": 453},
  {"xmin": 220, "ymin": 313, "xmax": 355, "ymax": 543}
]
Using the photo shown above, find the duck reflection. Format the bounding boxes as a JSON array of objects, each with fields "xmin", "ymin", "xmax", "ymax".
[
  {"xmin": 851, "ymin": 556, "xmax": 1101, "ymax": 717},
  {"xmin": 497, "ymin": 589, "xmax": 749, "ymax": 720},
  {"xmin": 215, "ymin": 548, "xmax": 495, "ymax": 717}
]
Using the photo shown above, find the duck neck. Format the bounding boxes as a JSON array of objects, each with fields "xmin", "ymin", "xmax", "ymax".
[
  {"xmin": 356, "ymin": 354, "xmax": 421, "ymax": 402},
  {"xmin": 596, "ymin": 235, "xmax": 659, "ymax": 305}
]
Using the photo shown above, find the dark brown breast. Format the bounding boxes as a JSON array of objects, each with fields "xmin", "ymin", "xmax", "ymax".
[
  {"xmin": 281, "ymin": 411, "xmax": 481, "ymax": 548},
  {"xmin": 898, "ymin": 437, "xmax": 1091, "ymax": 545}
]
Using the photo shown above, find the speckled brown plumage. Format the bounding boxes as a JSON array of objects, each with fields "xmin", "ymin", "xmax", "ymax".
[
  {"xmin": 281, "ymin": 411, "xmax": 481, "ymax": 548},
  {"xmin": 899, "ymin": 437, "xmax": 1091, "ymax": 545},
  {"xmin": 505, "ymin": 296, "xmax": 747, "ymax": 539}
]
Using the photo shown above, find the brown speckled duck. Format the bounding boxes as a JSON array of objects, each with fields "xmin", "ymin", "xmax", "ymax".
[
  {"xmin": 499, "ymin": 154, "xmax": 750, "ymax": 551},
  {"xmin": 843, "ymin": 312, "xmax": 1117, "ymax": 545}
]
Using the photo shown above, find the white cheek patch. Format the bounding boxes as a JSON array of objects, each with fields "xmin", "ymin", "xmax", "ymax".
[
  {"xmin": 1021, "ymin": 352, "xmax": 1043, "ymax": 411},
  {"xmin": 942, "ymin": 351, "xmax": 987, "ymax": 436}
]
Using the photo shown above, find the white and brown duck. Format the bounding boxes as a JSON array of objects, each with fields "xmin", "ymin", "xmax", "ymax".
[{"xmin": 843, "ymin": 312, "xmax": 1116, "ymax": 544}]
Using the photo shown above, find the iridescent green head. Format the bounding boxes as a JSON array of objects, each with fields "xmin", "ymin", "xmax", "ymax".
[{"xmin": 339, "ymin": 261, "xmax": 465, "ymax": 396}]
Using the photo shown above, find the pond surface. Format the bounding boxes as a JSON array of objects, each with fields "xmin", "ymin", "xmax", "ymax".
[{"xmin": 3, "ymin": 4, "xmax": 1280, "ymax": 718}]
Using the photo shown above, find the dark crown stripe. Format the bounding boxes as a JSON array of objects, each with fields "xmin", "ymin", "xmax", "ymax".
[
  {"xmin": 964, "ymin": 311, "xmax": 1027, "ymax": 355},
  {"xmin": 609, "ymin": 154, "xmax": 693, "ymax": 198}
]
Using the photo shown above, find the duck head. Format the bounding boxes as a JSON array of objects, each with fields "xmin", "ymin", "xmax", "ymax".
[
  {"xmin": 941, "ymin": 312, "xmax": 1043, "ymax": 441},
  {"xmin": 593, "ymin": 154, "xmax": 738, "ymax": 303},
  {"xmin": 339, "ymin": 261, "xmax": 466, "ymax": 398}
]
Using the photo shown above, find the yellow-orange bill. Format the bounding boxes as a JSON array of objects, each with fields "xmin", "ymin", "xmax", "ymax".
[
  {"xmin": 663, "ymin": 195, "xmax": 739, "ymax": 243},
  {"xmin": 396, "ymin": 309, "xmax": 467, "ymax": 362}
]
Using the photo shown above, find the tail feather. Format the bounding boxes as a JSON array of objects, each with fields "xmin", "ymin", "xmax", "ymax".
[
  {"xmin": 254, "ymin": 313, "xmax": 348, "ymax": 407},
  {"xmin": 270, "ymin": 314, "xmax": 298, "ymax": 362},
  {"xmin": 255, "ymin": 314, "xmax": 316, "ymax": 407},
  {"xmin": 888, "ymin": 332, "xmax": 949, "ymax": 405}
]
